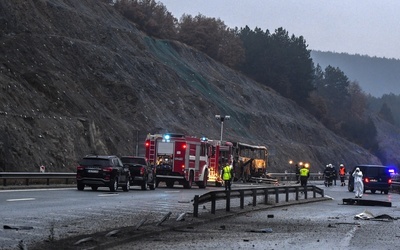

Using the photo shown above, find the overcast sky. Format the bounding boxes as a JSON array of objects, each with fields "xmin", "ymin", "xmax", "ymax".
[{"xmin": 159, "ymin": 0, "xmax": 400, "ymax": 60}]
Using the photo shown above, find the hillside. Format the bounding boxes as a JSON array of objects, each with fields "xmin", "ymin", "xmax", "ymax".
[
  {"xmin": 311, "ymin": 50, "xmax": 400, "ymax": 97},
  {"xmin": 0, "ymin": 0, "xmax": 382, "ymax": 173}
]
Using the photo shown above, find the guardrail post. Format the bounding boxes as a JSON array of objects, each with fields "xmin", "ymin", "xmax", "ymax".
[
  {"xmin": 313, "ymin": 186, "xmax": 316, "ymax": 198},
  {"xmin": 193, "ymin": 195, "xmax": 199, "ymax": 217},
  {"xmin": 264, "ymin": 189, "xmax": 269, "ymax": 205},
  {"xmin": 295, "ymin": 186, "xmax": 299, "ymax": 200},
  {"xmin": 25, "ymin": 178, "xmax": 29, "ymax": 186},
  {"xmin": 211, "ymin": 193, "xmax": 216, "ymax": 214},
  {"xmin": 252, "ymin": 189, "xmax": 257, "ymax": 206},
  {"xmin": 275, "ymin": 187, "xmax": 279, "ymax": 204},
  {"xmin": 240, "ymin": 190, "xmax": 244, "ymax": 209},
  {"xmin": 226, "ymin": 191, "xmax": 231, "ymax": 212},
  {"xmin": 3, "ymin": 179, "xmax": 6, "ymax": 186},
  {"xmin": 47, "ymin": 178, "xmax": 50, "ymax": 185},
  {"xmin": 304, "ymin": 186, "xmax": 308, "ymax": 199},
  {"xmin": 285, "ymin": 187, "xmax": 289, "ymax": 202}
]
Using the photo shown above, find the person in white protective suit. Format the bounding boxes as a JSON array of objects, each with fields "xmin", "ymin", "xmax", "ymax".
[{"xmin": 352, "ymin": 167, "xmax": 364, "ymax": 198}]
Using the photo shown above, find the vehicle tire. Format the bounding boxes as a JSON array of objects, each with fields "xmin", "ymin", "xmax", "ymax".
[
  {"xmin": 122, "ymin": 179, "xmax": 130, "ymax": 192},
  {"xmin": 371, "ymin": 189, "xmax": 376, "ymax": 194},
  {"xmin": 166, "ymin": 181, "xmax": 174, "ymax": 188},
  {"xmin": 184, "ymin": 171, "xmax": 193, "ymax": 189},
  {"xmin": 149, "ymin": 177, "xmax": 156, "ymax": 190},
  {"xmin": 156, "ymin": 180, "xmax": 160, "ymax": 188},
  {"xmin": 91, "ymin": 186, "xmax": 98, "ymax": 191},
  {"xmin": 348, "ymin": 185, "xmax": 354, "ymax": 192},
  {"xmin": 77, "ymin": 182, "xmax": 84, "ymax": 191},
  {"xmin": 197, "ymin": 170, "xmax": 208, "ymax": 189},
  {"xmin": 141, "ymin": 178, "xmax": 148, "ymax": 190},
  {"xmin": 384, "ymin": 190, "xmax": 389, "ymax": 194},
  {"xmin": 110, "ymin": 178, "xmax": 118, "ymax": 192}
]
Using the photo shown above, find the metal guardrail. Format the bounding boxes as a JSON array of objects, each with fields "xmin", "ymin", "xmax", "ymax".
[
  {"xmin": 0, "ymin": 172, "xmax": 330, "ymax": 187},
  {"xmin": 193, "ymin": 185, "xmax": 324, "ymax": 217},
  {"xmin": 0, "ymin": 172, "xmax": 76, "ymax": 186}
]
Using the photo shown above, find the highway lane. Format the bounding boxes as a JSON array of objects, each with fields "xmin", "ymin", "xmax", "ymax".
[
  {"xmin": 1, "ymin": 182, "xmax": 398, "ymax": 249},
  {"xmin": 0, "ymin": 184, "xmax": 224, "ymax": 250},
  {"xmin": 110, "ymin": 183, "xmax": 400, "ymax": 250}
]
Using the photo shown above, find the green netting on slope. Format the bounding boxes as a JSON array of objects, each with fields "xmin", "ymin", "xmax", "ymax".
[{"xmin": 144, "ymin": 37, "xmax": 229, "ymax": 109}]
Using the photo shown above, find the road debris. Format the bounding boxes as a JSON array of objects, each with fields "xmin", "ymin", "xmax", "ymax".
[{"xmin": 354, "ymin": 210, "xmax": 398, "ymax": 221}]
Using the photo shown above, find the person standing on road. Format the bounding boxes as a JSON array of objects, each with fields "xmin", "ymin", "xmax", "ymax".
[
  {"xmin": 332, "ymin": 164, "xmax": 338, "ymax": 186},
  {"xmin": 339, "ymin": 164, "xmax": 346, "ymax": 186},
  {"xmin": 222, "ymin": 162, "xmax": 233, "ymax": 191},
  {"xmin": 295, "ymin": 164, "xmax": 300, "ymax": 184},
  {"xmin": 352, "ymin": 167, "xmax": 364, "ymax": 198},
  {"xmin": 299, "ymin": 164, "xmax": 310, "ymax": 187}
]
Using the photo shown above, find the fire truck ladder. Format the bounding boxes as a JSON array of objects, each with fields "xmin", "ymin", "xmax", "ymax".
[
  {"xmin": 209, "ymin": 156, "xmax": 217, "ymax": 178},
  {"xmin": 148, "ymin": 140, "xmax": 156, "ymax": 164}
]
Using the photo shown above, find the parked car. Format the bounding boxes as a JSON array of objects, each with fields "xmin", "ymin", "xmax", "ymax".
[
  {"xmin": 120, "ymin": 156, "xmax": 156, "ymax": 190},
  {"xmin": 76, "ymin": 155, "xmax": 130, "ymax": 192},
  {"xmin": 348, "ymin": 165, "xmax": 392, "ymax": 194}
]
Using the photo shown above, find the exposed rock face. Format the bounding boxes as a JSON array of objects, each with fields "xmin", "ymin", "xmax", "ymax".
[{"xmin": 0, "ymin": 0, "xmax": 381, "ymax": 172}]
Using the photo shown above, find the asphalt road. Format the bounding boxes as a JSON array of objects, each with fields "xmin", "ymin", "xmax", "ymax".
[
  {"xmin": 108, "ymin": 182, "xmax": 400, "ymax": 250},
  {"xmin": 1, "ymin": 181, "xmax": 399, "ymax": 250}
]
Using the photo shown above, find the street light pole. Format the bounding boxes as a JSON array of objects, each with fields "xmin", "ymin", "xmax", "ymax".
[{"xmin": 215, "ymin": 115, "xmax": 230, "ymax": 144}]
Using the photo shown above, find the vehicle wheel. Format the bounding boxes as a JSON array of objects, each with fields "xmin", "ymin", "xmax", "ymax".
[
  {"xmin": 197, "ymin": 170, "xmax": 208, "ymax": 189},
  {"xmin": 77, "ymin": 182, "xmax": 84, "ymax": 191},
  {"xmin": 156, "ymin": 180, "xmax": 160, "ymax": 188},
  {"xmin": 166, "ymin": 181, "xmax": 174, "ymax": 188},
  {"xmin": 110, "ymin": 178, "xmax": 118, "ymax": 192},
  {"xmin": 371, "ymin": 189, "xmax": 376, "ymax": 194},
  {"xmin": 122, "ymin": 179, "xmax": 130, "ymax": 192},
  {"xmin": 384, "ymin": 190, "xmax": 389, "ymax": 194},
  {"xmin": 141, "ymin": 178, "xmax": 148, "ymax": 190},
  {"xmin": 348, "ymin": 185, "xmax": 354, "ymax": 192},
  {"xmin": 184, "ymin": 171, "xmax": 193, "ymax": 189},
  {"xmin": 91, "ymin": 186, "xmax": 98, "ymax": 191},
  {"xmin": 149, "ymin": 177, "xmax": 156, "ymax": 190}
]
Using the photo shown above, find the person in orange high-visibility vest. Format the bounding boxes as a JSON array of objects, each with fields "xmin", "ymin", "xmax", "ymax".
[
  {"xmin": 299, "ymin": 165, "xmax": 310, "ymax": 187},
  {"xmin": 221, "ymin": 162, "xmax": 233, "ymax": 191},
  {"xmin": 339, "ymin": 164, "xmax": 346, "ymax": 186}
]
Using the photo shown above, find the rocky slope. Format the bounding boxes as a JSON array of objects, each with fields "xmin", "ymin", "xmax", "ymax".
[{"xmin": 0, "ymin": 0, "xmax": 382, "ymax": 173}]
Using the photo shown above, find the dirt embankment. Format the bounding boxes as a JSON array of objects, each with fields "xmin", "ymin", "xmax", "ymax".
[{"xmin": 0, "ymin": 0, "xmax": 383, "ymax": 173}]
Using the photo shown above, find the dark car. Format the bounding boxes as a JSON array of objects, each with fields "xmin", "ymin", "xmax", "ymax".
[
  {"xmin": 348, "ymin": 165, "xmax": 392, "ymax": 194},
  {"xmin": 120, "ymin": 156, "xmax": 156, "ymax": 190},
  {"xmin": 76, "ymin": 155, "xmax": 130, "ymax": 192}
]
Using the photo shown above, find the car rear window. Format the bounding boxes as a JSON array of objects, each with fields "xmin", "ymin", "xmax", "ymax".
[
  {"xmin": 121, "ymin": 158, "xmax": 146, "ymax": 165},
  {"xmin": 363, "ymin": 167, "xmax": 390, "ymax": 176},
  {"xmin": 80, "ymin": 158, "xmax": 110, "ymax": 167}
]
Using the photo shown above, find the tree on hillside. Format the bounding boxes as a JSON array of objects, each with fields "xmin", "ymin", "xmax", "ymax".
[
  {"xmin": 114, "ymin": 0, "xmax": 177, "ymax": 39},
  {"xmin": 347, "ymin": 81, "xmax": 367, "ymax": 120},
  {"xmin": 238, "ymin": 27, "xmax": 314, "ymax": 106},
  {"xmin": 177, "ymin": 14, "xmax": 244, "ymax": 68},
  {"xmin": 378, "ymin": 102, "xmax": 395, "ymax": 124}
]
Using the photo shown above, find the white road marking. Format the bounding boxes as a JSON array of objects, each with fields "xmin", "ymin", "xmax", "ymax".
[
  {"xmin": 164, "ymin": 191, "xmax": 180, "ymax": 193},
  {"xmin": 98, "ymin": 193, "xmax": 119, "ymax": 197},
  {"xmin": 6, "ymin": 198, "xmax": 36, "ymax": 202}
]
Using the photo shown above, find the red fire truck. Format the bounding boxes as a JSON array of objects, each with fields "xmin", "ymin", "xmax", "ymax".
[{"xmin": 145, "ymin": 133, "xmax": 233, "ymax": 188}]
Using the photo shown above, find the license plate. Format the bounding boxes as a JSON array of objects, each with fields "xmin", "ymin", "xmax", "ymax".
[
  {"xmin": 370, "ymin": 179, "xmax": 377, "ymax": 182},
  {"xmin": 87, "ymin": 170, "xmax": 99, "ymax": 173}
]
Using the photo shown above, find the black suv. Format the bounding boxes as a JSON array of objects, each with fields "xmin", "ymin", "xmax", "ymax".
[
  {"xmin": 348, "ymin": 165, "xmax": 392, "ymax": 194},
  {"xmin": 120, "ymin": 156, "xmax": 156, "ymax": 190},
  {"xmin": 76, "ymin": 155, "xmax": 130, "ymax": 192}
]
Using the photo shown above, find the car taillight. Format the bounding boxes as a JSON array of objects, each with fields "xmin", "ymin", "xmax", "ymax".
[
  {"xmin": 364, "ymin": 178, "xmax": 369, "ymax": 183},
  {"xmin": 77, "ymin": 166, "xmax": 84, "ymax": 171},
  {"xmin": 103, "ymin": 167, "xmax": 113, "ymax": 172},
  {"xmin": 388, "ymin": 179, "xmax": 392, "ymax": 184},
  {"xmin": 140, "ymin": 167, "xmax": 145, "ymax": 175}
]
